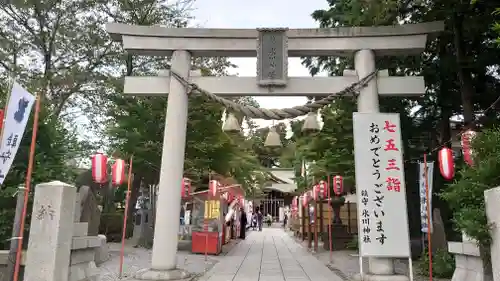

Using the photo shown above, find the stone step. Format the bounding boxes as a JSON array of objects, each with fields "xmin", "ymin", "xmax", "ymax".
[{"xmin": 71, "ymin": 236, "xmax": 101, "ymax": 250}]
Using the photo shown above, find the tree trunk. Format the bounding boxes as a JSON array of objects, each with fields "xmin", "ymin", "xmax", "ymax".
[{"xmin": 453, "ymin": 13, "xmax": 475, "ymax": 127}]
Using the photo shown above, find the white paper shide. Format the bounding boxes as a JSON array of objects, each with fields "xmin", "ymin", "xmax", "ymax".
[
  {"xmin": 353, "ymin": 113, "xmax": 411, "ymax": 258},
  {"xmin": 0, "ymin": 83, "xmax": 36, "ymax": 185}
]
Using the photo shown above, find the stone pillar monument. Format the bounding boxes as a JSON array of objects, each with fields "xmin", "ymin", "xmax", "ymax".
[{"xmin": 24, "ymin": 181, "xmax": 77, "ymax": 281}]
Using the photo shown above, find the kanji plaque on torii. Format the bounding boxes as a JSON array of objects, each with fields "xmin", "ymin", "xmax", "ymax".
[{"xmin": 256, "ymin": 28, "xmax": 288, "ymax": 87}]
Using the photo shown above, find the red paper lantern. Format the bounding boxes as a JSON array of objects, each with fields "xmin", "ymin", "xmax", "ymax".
[
  {"xmin": 111, "ymin": 159, "xmax": 126, "ymax": 185},
  {"xmin": 91, "ymin": 153, "xmax": 108, "ymax": 184},
  {"xmin": 209, "ymin": 180, "xmax": 219, "ymax": 197},
  {"xmin": 237, "ymin": 196, "xmax": 244, "ymax": 207},
  {"xmin": 181, "ymin": 178, "xmax": 191, "ymax": 198},
  {"xmin": 333, "ymin": 175, "xmax": 343, "ymax": 196},
  {"xmin": 438, "ymin": 147, "xmax": 455, "ymax": 180},
  {"xmin": 319, "ymin": 180, "xmax": 329, "ymax": 198},
  {"xmin": 461, "ymin": 129, "xmax": 477, "ymax": 167},
  {"xmin": 313, "ymin": 184, "xmax": 320, "ymax": 200},
  {"xmin": 302, "ymin": 192, "xmax": 309, "ymax": 207}
]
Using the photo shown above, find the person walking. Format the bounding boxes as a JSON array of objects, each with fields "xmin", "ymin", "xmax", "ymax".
[
  {"xmin": 283, "ymin": 213, "xmax": 288, "ymax": 229},
  {"xmin": 239, "ymin": 208, "xmax": 247, "ymax": 239},
  {"xmin": 257, "ymin": 209, "xmax": 263, "ymax": 231},
  {"xmin": 252, "ymin": 212, "xmax": 257, "ymax": 230}
]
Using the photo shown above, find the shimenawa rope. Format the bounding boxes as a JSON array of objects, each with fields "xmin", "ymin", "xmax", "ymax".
[{"xmin": 169, "ymin": 70, "xmax": 378, "ymax": 120}]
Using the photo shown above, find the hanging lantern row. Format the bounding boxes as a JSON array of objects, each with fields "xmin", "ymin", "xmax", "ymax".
[
  {"xmin": 434, "ymin": 129, "xmax": 480, "ymax": 180},
  {"xmin": 181, "ymin": 178, "xmax": 191, "ymax": 198},
  {"xmin": 91, "ymin": 153, "xmax": 130, "ymax": 186}
]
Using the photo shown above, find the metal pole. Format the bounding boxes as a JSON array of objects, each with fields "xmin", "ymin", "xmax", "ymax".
[
  {"xmin": 13, "ymin": 93, "xmax": 42, "ymax": 281},
  {"xmin": 6, "ymin": 185, "xmax": 26, "ymax": 281}
]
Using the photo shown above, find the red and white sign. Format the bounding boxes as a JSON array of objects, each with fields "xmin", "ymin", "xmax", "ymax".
[
  {"xmin": 333, "ymin": 175, "xmax": 343, "ymax": 196},
  {"xmin": 181, "ymin": 178, "xmax": 191, "ymax": 198},
  {"xmin": 111, "ymin": 159, "xmax": 126, "ymax": 185},
  {"xmin": 438, "ymin": 147, "xmax": 455, "ymax": 180},
  {"xmin": 91, "ymin": 153, "xmax": 108, "ymax": 184},
  {"xmin": 461, "ymin": 129, "xmax": 476, "ymax": 167},
  {"xmin": 209, "ymin": 180, "xmax": 219, "ymax": 197},
  {"xmin": 353, "ymin": 113, "xmax": 410, "ymax": 257}
]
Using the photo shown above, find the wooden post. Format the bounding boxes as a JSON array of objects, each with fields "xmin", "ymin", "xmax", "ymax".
[
  {"xmin": 314, "ymin": 201, "xmax": 318, "ymax": 252},
  {"xmin": 301, "ymin": 205, "xmax": 306, "ymax": 241},
  {"xmin": 319, "ymin": 200, "xmax": 324, "ymax": 240}
]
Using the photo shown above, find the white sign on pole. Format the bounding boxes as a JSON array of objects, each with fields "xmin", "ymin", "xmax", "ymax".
[
  {"xmin": 353, "ymin": 112, "xmax": 411, "ymax": 257},
  {"xmin": 419, "ymin": 162, "xmax": 434, "ymax": 233},
  {"xmin": 0, "ymin": 82, "xmax": 36, "ymax": 185}
]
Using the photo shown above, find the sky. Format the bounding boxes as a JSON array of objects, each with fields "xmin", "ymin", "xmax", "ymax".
[{"xmin": 190, "ymin": 0, "xmax": 330, "ymax": 129}]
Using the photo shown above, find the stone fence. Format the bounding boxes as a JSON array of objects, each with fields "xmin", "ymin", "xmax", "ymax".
[{"xmin": 447, "ymin": 186, "xmax": 500, "ymax": 281}]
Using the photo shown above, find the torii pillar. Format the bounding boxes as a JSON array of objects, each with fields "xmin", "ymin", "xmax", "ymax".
[{"xmin": 107, "ymin": 22, "xmax": 443, "ymax": 280}]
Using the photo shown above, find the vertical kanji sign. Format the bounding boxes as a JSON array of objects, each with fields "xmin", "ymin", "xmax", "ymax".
[{"xmin": 353, "ymin": 113, "xmax": 410, "ymax": 258}]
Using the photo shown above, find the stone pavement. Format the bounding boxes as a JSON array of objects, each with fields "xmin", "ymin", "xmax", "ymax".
[
  {"xmin": 97, "ymin": 242, "xmax": 222, "ymax": 281},
  {"xmin": 199, "ymin": 228, "xmax": 344, "ymax": 281}
]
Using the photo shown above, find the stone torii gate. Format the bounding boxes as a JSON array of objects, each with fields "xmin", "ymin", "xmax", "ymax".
[{"xmin": 107, "ymin": 21, "xmax": 443, "ymax": 281}]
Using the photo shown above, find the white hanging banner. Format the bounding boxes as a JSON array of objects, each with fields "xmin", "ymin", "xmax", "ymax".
[
  {"xmin": 353, "ymin": 112, "xmax": 411, "ymax": 258},
  {"xmin": 0, "ymin": 82, "xmax": 36, "ymax": 185},
  {"xmin": 419, "ymin": 162, "xmax": 434, "ymax": 233}
]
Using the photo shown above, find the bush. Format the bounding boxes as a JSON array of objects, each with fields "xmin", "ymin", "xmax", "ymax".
[
  {"xmin": 99, "ymin": 211, "xmax": 134, "ymax": 242},
  {"xmin": 441, "ymin": 127, "xmax": 500, "ymax": 250},
  {"xmin": 417, "ymin": 247, "xmax": 455, "ymax": 278}
]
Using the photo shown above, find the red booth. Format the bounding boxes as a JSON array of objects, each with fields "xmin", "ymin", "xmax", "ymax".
[{"xmin": 190, "ymin": 181, "xmax": 244, "ymax": 255}]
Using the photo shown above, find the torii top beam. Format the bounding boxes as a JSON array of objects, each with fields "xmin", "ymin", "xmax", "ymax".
[{"xmin": 106, "ymin": 21, "xmax": 444, "ymax": 58}]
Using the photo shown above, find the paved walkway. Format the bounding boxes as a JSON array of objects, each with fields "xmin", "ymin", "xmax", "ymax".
[{"xmin": 199, "ymin": 228, "xmax": 343, "ymax": 281}]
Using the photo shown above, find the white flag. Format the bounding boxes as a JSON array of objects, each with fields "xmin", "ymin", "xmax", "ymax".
[{"xmin": 0, "ymin": 82, "xmax": 36, "ymax": 185}]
